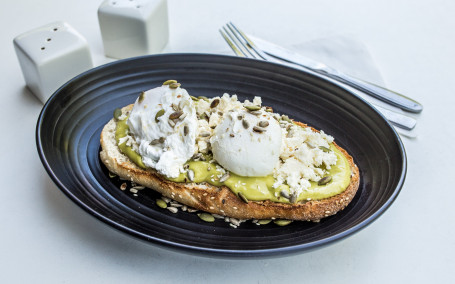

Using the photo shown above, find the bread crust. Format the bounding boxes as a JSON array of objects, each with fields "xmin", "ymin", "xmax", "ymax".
[{"xmin": 100, "ymin": 106, "xmax": 360, "ymax": 221}]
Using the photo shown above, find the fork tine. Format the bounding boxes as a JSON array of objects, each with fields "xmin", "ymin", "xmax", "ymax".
[
  {"xmin": 225, "ymin": 24, "xmax": 257, "ymax": 59},
  {"xmin": 219, "ymin": 29, "xmax": 244, "ymax": 57},
  {"xmin": 228, "ymin": 22, "xmax": 269, "ymax": 60},
  {"xmin": 221, "ymin": 26, "xmax": 252, "ymax": 58}
]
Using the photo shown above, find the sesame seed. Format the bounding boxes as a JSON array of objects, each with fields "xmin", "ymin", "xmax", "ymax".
[{"xmin": 209, "ymin": 206, "xmax": 214, "ymax": 210}]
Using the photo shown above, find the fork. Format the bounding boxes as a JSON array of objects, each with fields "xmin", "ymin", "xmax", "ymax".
[
  {"xmin": 220, "ymin": 22, "xmax": 422, "ymax": 114},
  {"xmin": 219, "ymin": 22, "xmax": 417, "ymax": 132}
]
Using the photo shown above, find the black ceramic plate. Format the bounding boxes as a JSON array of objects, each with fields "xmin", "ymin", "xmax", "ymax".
[{"xmin": 37, "ymin": 54, "xmax": 406, "ymax": 257}]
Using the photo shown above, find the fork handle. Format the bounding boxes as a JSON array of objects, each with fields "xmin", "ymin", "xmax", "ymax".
[{"xmin": 325, "ymin": 71, "xmax": 423, "ymax": 113}]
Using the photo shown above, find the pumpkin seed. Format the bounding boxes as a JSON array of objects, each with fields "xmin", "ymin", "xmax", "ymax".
[
  {"xmin": 184, "ymin": 125, "xmax": 189, "ymax": 136},
  {"xmin": 198, "ymin": 213, "xmax": 215, "ymax": 222},
  {"xmin": 113, "ymin": 108, "xmax": 122, "ymax": 120},
  {"xmin": 219, "ymin": 172, "xmax": 230, "ymax": 183},
  {"xmin": 187, "ymin": 169, "xmax": 195, "ymax": 181},
  {"xmin": 190, "ymin": 95, "xmax": 198, "ymax": 101},
  {"xmin": 319, "ymin": 146, "xmax": 331, "ymax": 153},
  {"xmin": 244, "ymin": 105, "xmax": 261, "ymax": 111},
  {"xmin": 258, "ymin": 121, "xmax": 269, "ymax": 128},
  {"xmin": 108, "ymin": 172, "xmax": 117, "ymax": 178},
  {"xmin": 156, "ymin": 199, "xmax": 167, "ymax": 209},
  {"xmin": 258, "ymin": 219, "xmax": 272, "ymax": 225},
  {"xmin": 250, "ymin": 110, "xmax": 262, "ymax": 116},
  {"xmin": 230, "ymin": 133, "xmax": 235, "ymax": 137},
  {"xmin": 281, "ymin": 115, "xmax": 292, "ymax": 123},
  {"xmin": 237, "ymin": 115, "xmax": 243, "ymax": 120},
  {"xmin": 138, "ymin": 91, "xmax": 145, "ymax": 103},
  {"xmin": 171, "ymin": 103, "xmax": 178, "ymax": 111},
  {"xmin": 169, "ymin": 110, "xmax": 183, "ymax": 120},
  {"xmin": 253, "ymin": 126, "xmax": 266, "ymax": 133},
  {"xmin": 169, "ymin": 82, "xmax": 181, "ymax": 89},
  {"xmin": 274, "ymin": 219, "xmax": 292, "ymax": 226},
  {"xmin": 265, "ymin": 107, "xmax": 273, "ymax": 113},
  {"xmin": 150, "ymin": 139, "xmax": 160, "ymax": 145},
  {"xmin": 238, "ymin": 192, "xmax": 249, "ymax": 203},
  {"xmin": 210, "ymin": 98, "xmax": 220, "ymax": 108},
  {"xmin": 318, "ymin": 176, "xmax": 332, "ymax": 186},
  {"xmin": 198, "ymin": 96, "xmax": 210, "ymax": 102},
  {"xmin": 155, "ymin": 109, "xmax": 165, "ymax": 122},
  {"xmin": 163, "ymin": 79, "xmax": 177, "ymax": 85},
  {"xmin": 199, "ymin": 113, "xmax": 208, "ymax": 120},
  {"xmin": 159, "ymin": 137, "xmax": 165, "ymax": 143},
  {"xmin": 280, "ymin": 190, "xmax": 290, "ymax": 199},
  {"xmin": 242, "ymin": 119, "xmax": 249, "ymax": 129}
]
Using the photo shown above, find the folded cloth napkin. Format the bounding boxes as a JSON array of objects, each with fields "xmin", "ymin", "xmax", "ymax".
[{"xmin": 251, "ymin": 35, "xmax": 418, "ymax": 138}]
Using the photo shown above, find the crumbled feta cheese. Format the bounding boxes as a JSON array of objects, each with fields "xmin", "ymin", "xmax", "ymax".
[{"xmin": 273, "ymin": 123, "xmax": 337, "ymax": 196}]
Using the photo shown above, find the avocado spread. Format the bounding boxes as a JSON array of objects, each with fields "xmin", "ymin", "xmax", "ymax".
[{"xmin": 115, "ymin": 118, "xmax": 351, "ymax": 203}]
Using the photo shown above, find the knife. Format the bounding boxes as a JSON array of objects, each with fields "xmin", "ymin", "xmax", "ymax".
[{"xmin": 251, "ymin": 36, "xmax": 423, "ymax": 113}]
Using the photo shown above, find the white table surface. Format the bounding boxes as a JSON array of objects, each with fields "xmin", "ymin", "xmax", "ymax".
[{"xmin": 1, "ymin": 0, "xmax": 454, "ymax": 283}]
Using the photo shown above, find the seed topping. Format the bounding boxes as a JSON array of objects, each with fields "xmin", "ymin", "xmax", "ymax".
[
  {"xmin": 242, "ymin": 119, "xmax": 249, "ymax": 129},
  {"xmin": 198, "ymin": 213, "xmax": 215, "ymax": 222},
  {"xmin": 210, "ymin": 98, "xmax": 220, "ymax": 108},
  {"xmin": 169, "ymin": 110, "xmax": 183, "ymax": 120},
  {"xmin": 155, "ymin": 109, "xmax": 165, "ymax": 122},
  {"xmin": 138, "ymin": 91, "xmax": 145, "ymax": 103},
  {"xmin": 318, "ymin": 176, "xmax": 332, "ymax": 185},
  {"xmin": 244, "ymin": 105, "xmax": 261, "ymax": 111},
  {"xmin": 163, "ymin": 79, "xmax": 177, "ymax": 85},
  {"xmin": 253, "ymin": 126, "xmax": 266, "ymax": 133},
  {"xmin": 113, "ymin": 108, "xmax": 122, "ymax": 120},
  {"xmin": 258, "ymin": 121, "xmax": 269, "ymax": 128},
  {"xmin": 169, "ymin": 82, "xmax": 181, "ymax": 89}
]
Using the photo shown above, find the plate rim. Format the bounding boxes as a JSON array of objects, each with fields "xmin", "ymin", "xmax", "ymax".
[{"xmin": 36, "ymin": 53, "xmax": 407, "ymax": 257}]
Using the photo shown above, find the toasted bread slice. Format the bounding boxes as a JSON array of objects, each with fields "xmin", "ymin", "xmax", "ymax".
[{"xmin": 100, "ymin": 106, "xmax": 360, "ymax": 221}]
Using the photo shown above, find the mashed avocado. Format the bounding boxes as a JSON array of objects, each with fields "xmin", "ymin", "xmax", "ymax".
[{"xmin": 115, "ymin": 118, "xmax": 351, "ymax": 203}]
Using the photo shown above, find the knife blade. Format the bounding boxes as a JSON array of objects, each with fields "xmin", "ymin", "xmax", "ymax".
[{"xmin": 250, "ymin": 36, "xmax": 423, "ymax": 113}]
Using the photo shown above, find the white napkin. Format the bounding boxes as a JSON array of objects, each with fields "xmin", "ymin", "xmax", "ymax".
[{"xmin": 241, "ymin": 35, "xmax": 418, "ymax": 138}]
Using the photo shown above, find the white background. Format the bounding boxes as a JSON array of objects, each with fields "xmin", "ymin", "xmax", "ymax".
[{"xmin": 1, "ymin": 0, "xmax": 454, "ymax": 283}]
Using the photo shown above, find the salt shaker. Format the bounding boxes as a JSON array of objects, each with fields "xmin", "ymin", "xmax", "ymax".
[
  {"xmin": 98, "ymin": 0, "xmax": 169, "ymax": 59},
  {"xmin": 13, "ymin": 21, "xmax": 93, "ymax": 103}
]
